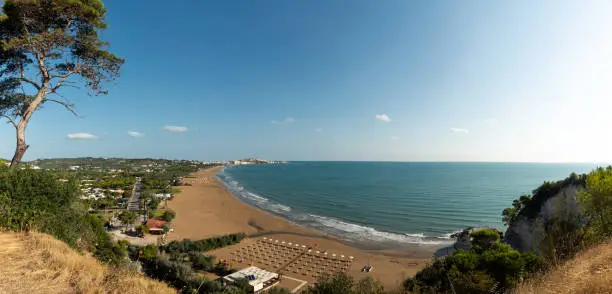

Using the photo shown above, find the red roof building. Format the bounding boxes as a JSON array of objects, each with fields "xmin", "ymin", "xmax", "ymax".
[{"xmin": 146, "ymin": 219, "xmax": 167, "ymax": 229}]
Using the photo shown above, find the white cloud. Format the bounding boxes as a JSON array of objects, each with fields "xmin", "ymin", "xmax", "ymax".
[
  {"xmin": 450, "ymin": 128, "xmax": 469, "ymax": 134},
  {"xmin": 391, "ymin": 136, "xmax": 399, "ymax": 140},
  {"xmin": 271, "ymin": 117, "xmax": 296, "ymax": 125},
  {"xmin": 315, "ymin": 128, "xmax": 323, "ymax": 132},
  {"xmin": 163, "ymin": 125, "xmax": 188, "ymax": 133},
  {"xmin": 128, "ymin": 131, "xmax": 145, "ymax": 138},
  {"xmin": 67, "ymin": 133, "xmax": 97, "ymax": 140},
  {"xmin": 375, "ymin": 114, "xmax": 391, "ymax": 122}
]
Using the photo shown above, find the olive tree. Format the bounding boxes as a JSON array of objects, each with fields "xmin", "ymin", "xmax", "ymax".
[{"xmin": 0, "ymin": 0, "xmax": 123, "ymax": 167}]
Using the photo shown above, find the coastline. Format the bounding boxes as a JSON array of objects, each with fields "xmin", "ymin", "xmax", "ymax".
[{"xmin": 167, "ymin": 166, "xmax": 432, "ymax": 288}]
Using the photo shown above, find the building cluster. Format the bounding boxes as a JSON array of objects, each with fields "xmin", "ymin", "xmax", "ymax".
[
  {"xmin": 229, "ymin": 158, "xmax": 286, "ymax": 165},
  {"xmin": 80, "ymin": 180, "xmax": 127, "ymax": 200}
]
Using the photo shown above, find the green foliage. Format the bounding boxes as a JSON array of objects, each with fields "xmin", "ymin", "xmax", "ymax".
[
  {"xmin": 162, "ymin": 233, "xmax": 246, "ymax": 254},
  {"xmin": 118, "ymin": 210, "xmax": 137, "ymax": 228},
  {"xmin": 470, "ymin": 229, "xmax": 501, "ymax": 251},
  {"xmin": 0, "ymin": 169, "xmax": 79, "ymax": 229},
  {"xmin": 579, "ymin": 167, "xmax": 612, "ymax": 241},
  {"xmin": 403, "ymin": 239, "xmax": 543, "ymax": 293},
  {"xmin": 93, "ymin": 177, "xmax": 135, "ymax": 189},
  {"xmin": 135, "ymin": 224, "xmax": 149, "ymax": 235},
  {"xmin": 188, "ymin": 251, "xmax": 214, "ymax": 270},
  {"xmin": 502, "ymin": 173, "xmax": 587, "ymax": 227},
  {"xmin": 266, "ymin": 287, "xmax": 293, "ymax": 294},
  {"xmin": 0, "ymin": 169, "xmax": 125, "ymax": 264},
  {"xmin": 139, "ymin": 244, "xmax": 158, "ymax": 261},
  {"xmin": 161, "ymin": 209, "xmax": 176, "ymax": 222},
  {"xmin": 303, "ymin": 272, "xmax": 385, "ymax": 294}
]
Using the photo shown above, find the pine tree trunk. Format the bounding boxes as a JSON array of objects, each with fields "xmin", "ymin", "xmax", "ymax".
[{"xmin": 10, "ymin": 124, "xmax": 28, "ymax": 167}]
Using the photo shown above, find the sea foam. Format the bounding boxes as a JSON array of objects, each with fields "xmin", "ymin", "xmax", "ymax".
[{"xmin": 217, "ymin": 168, "xmax": 454, "ymax": 246}]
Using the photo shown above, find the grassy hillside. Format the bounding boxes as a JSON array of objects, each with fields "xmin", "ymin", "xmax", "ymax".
[
  {"xmin": 513, "ymin": 240, "xmax": 611, "ymax": 294},
  {"xmin": 0, "ymin": 232, "xmax": 175, "ymax": 294}
]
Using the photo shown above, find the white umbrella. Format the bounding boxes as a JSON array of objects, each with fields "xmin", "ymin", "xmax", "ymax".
[
  {"xmin": 316, "ymin": 251, "xmax": 320, "ymax": 254},
  {"xmin": 302, "ymin": 245, "xmax": 306, "ymax": 248},
  {"xmin": 288, "ymin": 243, "xmax": 292, "ymax": 245},
  {"xmin": 282, "ymin": 241, "xmax": 286, "ymax": 244},
  {"xmin": 349, "ymin": 256, "xmax": 354, "ymax": 259},
  {"xmin": 332, "ymin": 254, "xmax": 336, "ymax": 257}
]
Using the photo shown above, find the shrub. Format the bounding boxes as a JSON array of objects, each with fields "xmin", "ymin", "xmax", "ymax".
[
  {"xmin": 188, "ymin": 251, "xmax": 214, "ymax": 270},
  {"xmin": 0, "ymin": 169, "xmax": 126, "ymax": 265},
  {"xmin": 162, "ymin": 233, "xmax": 246, "ymax": 254},
  {"xmin": 135, "ymin": 224, "xmax": 149, "ymax": 235},
  {"xmin": 139, "ymin": 244, "xmax": 158, "ymax": 261},
  {"xmin": 403, "ymin": 240, "xmax": 544, "ymax": 293},
  {"xmin": 161, "ymin": 209, "xmax": 176, "ymax": 222}
]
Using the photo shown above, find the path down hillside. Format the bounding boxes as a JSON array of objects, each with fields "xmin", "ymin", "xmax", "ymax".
[
  {"xmin": 514, "ymin": 240, "xmax": 612, "ymax": 294},
  {"xmin": 0, "ymin": 232, "xmax": 175, "ymax": 294}
]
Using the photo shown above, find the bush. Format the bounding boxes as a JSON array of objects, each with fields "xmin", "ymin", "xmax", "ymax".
[
  {"xmin": 188, "ymin": 251, "xmax": 214, "ymax": 270},
  {"xmin": 403, "ymin": 240, "xmax": 543, "ymax": 293},
  {"xmin": 303, "ymin": 272, "xmax": 385, "ymax": 294},
  {"xmin": 139, "ymin": 244, "xmax": 158, "ymax": 261},
  {"xmin": 162, "ymin": 233, "xmax": 246, "ymax": 255},
  {"xmin": 161, "ymin": 209, "xmax": 176, "ymax": 222},
  {"xmin": 0, "ymin": 169, "xmax": 126, "ymax": 265},
  {"xmin": 135, "ymin": 224, "xmax": 149, "ymax": 235}
]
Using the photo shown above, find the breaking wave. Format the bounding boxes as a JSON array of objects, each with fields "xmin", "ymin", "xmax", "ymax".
[{"xmin": 217, "ymin": 168, "xmax": 455, "ymax": 246}]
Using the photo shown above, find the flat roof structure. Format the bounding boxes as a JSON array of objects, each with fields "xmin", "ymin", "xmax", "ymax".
[{"xmin": 223, "ymin": 266, "xmax": 279, "ymax": 293}]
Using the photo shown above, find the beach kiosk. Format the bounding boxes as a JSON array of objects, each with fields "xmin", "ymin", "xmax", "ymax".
[{"xmin": 222, "ymin": 266, "xmax": 279, "ymax": 293}]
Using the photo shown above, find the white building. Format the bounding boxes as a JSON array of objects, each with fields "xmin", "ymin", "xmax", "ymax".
[
  {"xmin": 222, "ymin": 266, "xmax": 279, "ymax": 293},
  {"xmin": 152, "ymin": 193, "xmax": 172, "ymax": 199}
]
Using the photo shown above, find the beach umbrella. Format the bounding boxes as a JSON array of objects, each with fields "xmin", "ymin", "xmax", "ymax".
[
  {"xmin": 282, "ymin": 241, "xmax": 286, "ymax": 244},
  {"xmin": 302, "ymin": 245, "xmax": 306, "ymax": 248},
  {"xmin": 349, "ymin": 256, "xmax": 354, "ymax": 259},
  {"xmin": 263, "ymin": 237, "xmax": 267, "ymax": 240},
  {"xmin": 332, "ymin": 254, "xmax": 336, "ymax": 257},
  {"xmin": 340, "ymin": 255, "xmax": 345, "ymax": 258},
  {"xmin": 308, "ymin": 249, "xmax": 312, "ymax": 253},
  {"xmin": 288, "ymin": 243, "xmax": 292, "ymax": 245},
  {"xmin": 324, "ymin": 252, "xmax": 328, "ymax": 256},
  {"xmin": 316, "ymin": 251, "xmax": 320, "ymax": 254}
]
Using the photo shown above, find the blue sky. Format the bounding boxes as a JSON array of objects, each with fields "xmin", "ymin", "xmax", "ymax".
[{"xmin": 1, "ymin": 1, "xmax": 612, "ymax": 162}]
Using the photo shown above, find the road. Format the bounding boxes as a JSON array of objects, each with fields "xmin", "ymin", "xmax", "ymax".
[{"xmin": 127, "ymin": 177, "xmax": 141, "ymax": 211}]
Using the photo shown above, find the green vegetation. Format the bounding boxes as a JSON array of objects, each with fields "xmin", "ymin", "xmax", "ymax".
[
  {"xmin": 0, "ymin": 0, "xmax": 124, "ymax": 166},
  {"xmin": 162, "ymin": 233, "xmax": 247, "ymax": 255},
  {"xmin": 303, "ymin": 272, "xmax": 385, "ymax": 294},
  {"xmin": 503, "ymin": 173, "xmax": 587, "ymax": 227},
  {"xmin": 118, "ymin": 211, "xmax": 137, "ymax": 229},
  {"xmin": 0, "ymin": 169, "xmax": 126, "ymax": 265},
  {"xmin": 402, "ymin": 168, "xmax": 612, "ymax": 294},
  {"xmin": 403, "ymin": 229, "xmax": 543, "ymax": 293},
  {"xmin": 126, "ymin": 233, "xmax": 249, "ymax": 293},
  {"xmin": 160, "ymin": 209, "xmax": 176, "ymax": 222}
]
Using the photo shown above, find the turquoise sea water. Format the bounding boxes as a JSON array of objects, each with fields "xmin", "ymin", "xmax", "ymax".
[{"xmin": 217, "ymin": 162, "xmax": 598, "ymax": 249}]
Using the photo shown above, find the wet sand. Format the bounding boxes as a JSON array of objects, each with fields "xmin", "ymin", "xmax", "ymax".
[{"xmin": 167, "ymin": 167, "xmax": 431, "ymax": 289}]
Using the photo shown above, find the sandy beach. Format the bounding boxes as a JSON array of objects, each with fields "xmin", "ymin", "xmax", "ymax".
[{"xmin": 167, "ymin": 167, "xmax": 431, "ymax": 289}]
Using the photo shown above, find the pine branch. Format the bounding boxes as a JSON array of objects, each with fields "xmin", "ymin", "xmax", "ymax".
[
  {"xmin": 43, "ymin": 98, "xmax": 79, "ymax": 117},
  {"xmin": 0, "ymin": 114, "xmax": 18, "ymax": 129}
]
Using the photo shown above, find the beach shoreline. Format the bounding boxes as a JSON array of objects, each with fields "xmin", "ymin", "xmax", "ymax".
[{"xmin": 167, "ymin": 166, "xmax": 433, "ymax": 288}]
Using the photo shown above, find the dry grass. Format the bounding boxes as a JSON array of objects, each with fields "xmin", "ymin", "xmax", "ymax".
[
  {"xmin": 513, "ymin": 240, "xmax": 612, "ymax": 294},
  {"xmin": 0, "ymin": 231, "xmax": 175, "ymax": 294}
]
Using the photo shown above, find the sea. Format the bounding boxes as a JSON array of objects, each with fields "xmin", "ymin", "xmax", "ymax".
[{"xmin": 216, "ymin": 162, "xmax": 599, "ymax": 250}]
